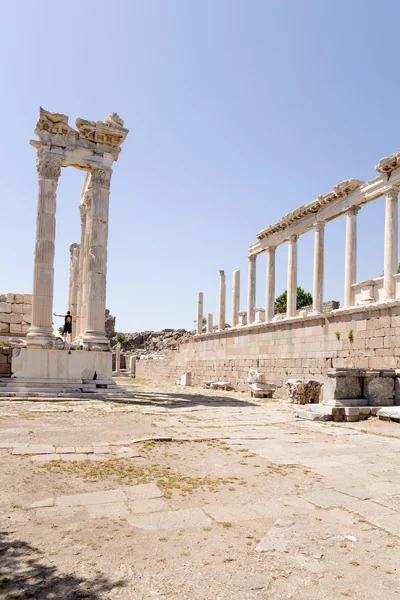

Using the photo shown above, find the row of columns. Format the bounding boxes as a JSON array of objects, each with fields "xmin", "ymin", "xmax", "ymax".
[
  {"xmin": 27, "ymin": 153, "xmax": 113, "ymax": 349},
  {"xmin": 196, "ymin": 187, "xmax": 398, "ymax": 333}
]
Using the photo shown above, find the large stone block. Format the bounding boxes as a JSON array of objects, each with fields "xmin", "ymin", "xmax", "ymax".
[
  {"xmin": 323, "ymin": 369, "xmax": 362, "ymax": 403},
  {"xmin": 0, "ymin": 313, "xmax": 23, "ymax": 324},
  {"xmin": 23, "ymin": 295, "xmax": 32, "ymax": 305},
  {"xmin": 14, "ymin": 294, "xmax": 24, "ymax": 304},
  {"xmin": 5, "ymin": 293, "xmax": 14, "ymax": 303},
  {"xmin": 0, "ymin": 302, "xmax": 11, "ymax": 313},
  {"xmin": 0, "ymin": 322, "xmax": 9, "ymax": 333},
  {"xmin": 363, "ymin": 375, "xmax": 394, "ymax": 406}
]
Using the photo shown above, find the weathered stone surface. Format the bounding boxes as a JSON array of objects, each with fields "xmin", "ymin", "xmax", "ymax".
[
  {"xmin": 363, "ymin": 376, "xmax": 394, "ymax": 406},
  {"xmin": 286, "ymin": 379, "xmax": 322, "ymax": 404},
  {"xmin": 127, "ymin": 508, "xmax": 211, "ymax": 530},
  {"xmin": 0, "ymin": 302, "xmax": 11, "ymax": 313},
  {"xmin": 56, "ymin": 489, "xmax": 127, "ymax": 507},
  {"xmin": 293, "ymin": 407, "xmax": 332, "ymax": 421},
  {"xmin": 123, "ymin": 483, "xmax": 164, "ymax": 501},
  {"xmin": 323, "ymin": 371, "xmax": 362, "ymax": 402},
  {"xmin": 377, "ymin": 406, "xmax": 400, "ymax": 422}
]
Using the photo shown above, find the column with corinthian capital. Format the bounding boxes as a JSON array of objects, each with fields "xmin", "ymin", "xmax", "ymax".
[
  {"xmin": 247, "ymin": 255, "xmax": 256, "ymax": 324},
  {"xmin": 27, "ymin": 154, "xmax": 62, "ymax": 347},
  {"xmin": 83, "ymin": 167, "xmax": 112, "ymax": 349},
  {"xmin": 383, "ymin": 187, "xmax": 398, "ymax": 300},
  {"xmin": 76, "ymin": 203, "xmax": 87, "ymax": 339},
  {"xmin": 287, "ymin": 236, "xmax": 298, "ymax": 317},
  {"xmin": 312, "ymin": 223, "xmax": 325, "ymax": 312},
  {"xmin": 68, "ymin": 243, "xmax": 80, "ymax": 340},
  {"xmin": 265, "ymin": 246, "xmax": 276, "ymax": 321},
  {"xmin": 344, "ymin": 207, "xmax": 359, "ymax": 307}
]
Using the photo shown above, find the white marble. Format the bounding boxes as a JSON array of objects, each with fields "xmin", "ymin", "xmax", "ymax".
[
  {"xmin": 383, "ymin": 187, "xmax": 398, "ymax": 300},
  {"xmin": 68, "ymin": 243, "xmax": 80, "ymax": 340},
  {"xmin": 206, "ymin": 313, "xmax": 213, "ymax": 334},
  {"xmin": 231, "ymin": 270, "xmax": 240, "ymax": 328},
  {"xmin": 247, "ymin": 256, "xmax": 256, "ymax": 324},
  {"xmin": 265, "ymin": 246, "xmax": 275, "ymax": 321},
  {"xmin": 218, "ymin": 270, "xmax": 226, "ymax": 330},
  {"xmin": 312, "ymin": 223, "xmax": 324, "ymax": 312},
  {"xmin": 196, "ymin": 292, "xmax": 203, "ymax": 335},
  {"xmin": 344, "ymin": 207, "xmax": 359, "ymax": 307},
  {"xmin": 287, "ymin": 236, "xmax": 298, "ymax": 317}
]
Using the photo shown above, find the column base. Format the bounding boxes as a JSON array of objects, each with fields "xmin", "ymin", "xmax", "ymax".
[
  {"xmin": 26, "ymin": 327, "xmax": 55, "ymax": 348},
  {"xmin": 82, "ymin": 330, "xmax": 110, "ymax": 351}
]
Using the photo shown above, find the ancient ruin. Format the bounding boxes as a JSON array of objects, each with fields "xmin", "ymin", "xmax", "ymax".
[{"xmin": 2, "ymin": 108, "xmax": 128, "ymax": 393}]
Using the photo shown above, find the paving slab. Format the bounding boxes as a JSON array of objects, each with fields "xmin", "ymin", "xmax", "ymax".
[
  {"xmin": 87, "ymin": 502, "xmax": 132, "ymax": 519},
  {"xmin": 127, "ymin": 508, "xmax": 212, "ymax": 530},
  {"xmin": 205, "ymin": 502, "xmax": 262, "ymax": 523},
  {"xmin": 127, "ymin": 498, "xmax": 169, "ymax": 514},
  {"xmin": 55, "ymin": 488, "xmax": 127, "ymax": 507},
  {"xmin": 29, "ymin": 497, "xmax": 55, "ymax": 509},
  {"xmin": 301, "ymin": 489, "xmax": 359, "ymax": 509},
  {"xmin": 13, "ymin": 444, "xmax": 55, "ymax": 455},
  {"xmin": 31, "ymin": 453, "xmax": 61, "ymax": 463},
  {"xmin": 123, "ymin": 483, "xmax": 164, "ymax": 501},
  {"xmin": 55, "ymin": 446, "xmax": 75, "ymax": 453}
]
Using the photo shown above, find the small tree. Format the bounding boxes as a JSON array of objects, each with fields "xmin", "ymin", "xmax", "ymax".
[
  {"xmin": 58, "ymin": 326, "xmax": 64, "ymax": 336},
  {"xmin": 275, "ymin": 286, "xmax": 313, "ymax": 314},
  {"xmin": 115, "ymin": 332, "xmax": 126, "ymax": 344}
]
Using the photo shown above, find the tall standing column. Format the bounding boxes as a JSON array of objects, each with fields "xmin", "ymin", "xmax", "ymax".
[
  {"xmin": 266, "ymin": 246, "xmax": 276, "ymax": 321},
  {"xmin": 218, "ymin": 270, "xmax": 226, "ymax": 330},
  {"xmin": 231, "ymin": 270, "xmax": 240, "ymax": 327},
  {"xmin": 247, "ymin": 255, "xmax": 256, "ymax": 324},
  {"xmin": 344, "ymin": 207, "xmax": 359, "ymax": 307},
  {"xmin": 80, "ymin": 191, "xmax": 92, "ymax": 338},
  {"xmin": 68, "ymin": 243, "xmax": 80, "ymax": 340},
  {"xmin": 196, "ymin": 292, "xmax": 204, "ymax": 334},
  {"xmin": 287, "ymin": 236, "xmax": 298, "ymax": 317},
  {"xmin": 83, "ymin": 168, "xmax": 112, "ymax": 349},
  {"xmin": 27, "ymin": 154, "xmax": 62, "ymax": 347},
  {"xmin": 384, "ymin": 188, "xmax": 398, "ymax": 300},
  {"xmin": 76, "ymin": 203, "xmax": 87, "ymax": 338},
  {"xmin": 207, "ymin": 313, "xmax": 213, "ymax": 333},
  {"xmin": 312, "ymin": 223, "xmax": 325, "ymax": 312}
]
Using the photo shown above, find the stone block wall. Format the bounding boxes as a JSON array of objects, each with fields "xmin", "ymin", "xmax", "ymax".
[
  {"xmin": 136, "ymin": 304, "xmax": 400, "ymax": 395},
  {"xmin": 0, "ymin": 293, "xmax": 32, "ymax": 337},
  {"xmin": 0, "ymin": 347, "xmax": 12, "ymax": 377}
]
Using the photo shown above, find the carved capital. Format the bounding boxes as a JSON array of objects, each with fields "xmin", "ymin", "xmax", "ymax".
[
  {"xmin": 347, "ymin": 206, "xmax": 360, "ymax": 216},
  {"xmin": 248, "ymin": 255, "xmax": 257, "ymax": 263},
  {"xmin": 91, "ymin": 167, "xmax": 112, "ymax": 190},
  {"xmin": 289, "ymin": 235, "xmax": 298, "ymax": 243},
  {"xmin": 266, "ymin": 245, "xmax": 276, "ymax": 254},
  {"xmin": 36, "ymin": 155, "xmax": 61, "ymax": 181},
  {"xmin": 386, "ymin": 187, "xmax": 398, "ymax": 202},
  {"xmin": 313, "ymin": 222, "xmax": 325, "ymax": 232}
]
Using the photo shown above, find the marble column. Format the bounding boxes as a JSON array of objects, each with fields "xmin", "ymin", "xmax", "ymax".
[
  {"xmin": 76, "ymin": 202, "xmax": 87, "ymax": 338},
  {"xmin": 266, "ymin": 246, "xmax": 276, "ymax": 321},
  {"xmin": 27, "ymin": 154, "xmax": 62, "ymax": 347},
  {"xmin": 344, "ymin": 207, "xmax": 359, "ymax": 308},
  {"xmin": 83, "ymin": 168, "xmax": 112, "ymax": 349},
  {"xmin": 312, "ymin": 223, "xmax": 325, "ymax": 312},
  {"xmin": 80, "ymin": 191, "xmax": 92, "ymax": 338},
  {"xmin": 232, "ymin": 270, "xmax": 240, "ymax": 327},
  {"xmin": 207, "ymin": 313, "xmax": 213, "ymax": 333},
  {"xmin": 383, "ymin": 188, "xmax": 398, "ymax": 300},
  {"xmin": 129, "ymin": 355, "xmax": 136, "ymax": 377},
  {"xmin": 115, "ymin": 343, "xmax": 121, "ymax": 373},
  {"xmin": 196, "ymin": 292, "xmax": 203, "ymax": 335},
  {"xmin": 68, "ymin": 243, "xmax": 80, "ymax": 340},
  {"xmin": 247, "ymin": 255, "xmax": 256, "ymax": 324},
  {"xmin": 287, "ymin": 236, "xmax": 298, "ymax": 317},
  {"xmin": 218, "ymin": 270, "xmax": 226, "ymax": 330}
]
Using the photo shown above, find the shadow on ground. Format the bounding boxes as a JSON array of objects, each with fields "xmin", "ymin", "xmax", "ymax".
[
  {"xmin": 109, "ymin": 385, "xmax": 261, "ymax": 409},
  {"xmin": 0, "ymin": 531, "xmax": 125, "ymax": 600}
]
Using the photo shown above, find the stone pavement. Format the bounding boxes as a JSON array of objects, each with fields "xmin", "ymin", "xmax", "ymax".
[{"xmin": 1, "ymin": 378, "xmax": 400, "ymax": 599}]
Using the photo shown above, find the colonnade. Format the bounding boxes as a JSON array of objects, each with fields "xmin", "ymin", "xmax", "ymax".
[{"xmin": 196, "ymin": 187, "xmax": 399, "ymax": 333}]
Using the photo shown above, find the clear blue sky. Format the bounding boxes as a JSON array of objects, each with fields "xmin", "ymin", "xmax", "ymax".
[{"xmin": 1, "ymin": 0, "xmax": 399, "ymax": 332}]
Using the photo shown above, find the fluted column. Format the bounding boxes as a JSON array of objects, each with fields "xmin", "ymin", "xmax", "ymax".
[
  {"xmin": 313, "ymin": 223, "xmax": 325, "ymax": 312},
  {"xmin": 384, "ymin": 188, "xmax": 398, "ymax": 300},
  {"xmin": 83, "ymin": 167, "xmax": 112, "ymax": 349},
  {"xmin": 196, "ymin": 292, "xmax": 203, "ymax": 334},
  {"xmin": 207, "ymin": 313, "xmax": 213, "ymax": 333},
  {"xmin": 247, "ymin": 255, "xmax": 256, "ymax": 324},
  {"xmin": 231, "ymin": 270, "xmax": 240, "ymax": 327},
  {"xmin": 76, "ymin": 203, "xmax": 87, "ymax": 338},
  {"xmin": 266, "ymin": 246, "xmax": 276, "ymax": 321},
  {"xmin": 80, "ymin": 191, "xmax": 92, "ymax": 338},
  {"xmin": 287, "ymin": 236, "xmax": 298, "ymax": 317},
  {"xmin": 218, "ymin": 270, "xmax": 226, "ymax": 330},
  {"xmin": 68, "ymin": 243, "xmax": 80, "ymax": 340},
  {"xmin": 27, "ymin": 154, "xmax": 62, "ymax": 347},
  {"xmin": 344, "ymin": 207, "xmax": 359, "ymax": 307}
]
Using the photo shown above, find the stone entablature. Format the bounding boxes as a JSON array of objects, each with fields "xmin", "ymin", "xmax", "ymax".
[{"xmin": 0, "ymin": 293, "xmax": 32, "ymax": 337}]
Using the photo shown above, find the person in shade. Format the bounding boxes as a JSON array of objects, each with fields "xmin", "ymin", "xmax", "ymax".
[{"xmin": 53, "ymin": 310, "xmax": 81, "ymax": 343}]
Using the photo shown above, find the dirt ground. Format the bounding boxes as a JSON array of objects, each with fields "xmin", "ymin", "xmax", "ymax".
[{"xmin": 1, "ymin": 378, "xmax": 400, "ymax": 599}]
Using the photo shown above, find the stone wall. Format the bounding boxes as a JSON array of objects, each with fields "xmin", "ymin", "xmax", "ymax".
[
  {"xmin": 0, "ymin": 347, "xmax": 12, "ymax": 377},
  {"xmin": 135, "ymin": 304, "xmax": 400, "ymax": 394},
  {"xmin": 0, "ymin": 294, "xmax": 32, "ymax": 337}
]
